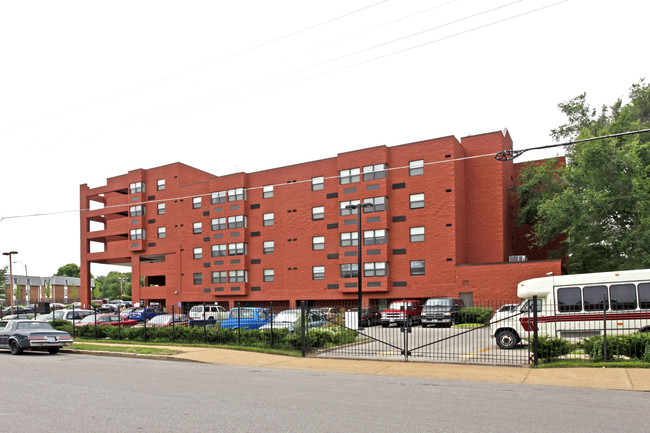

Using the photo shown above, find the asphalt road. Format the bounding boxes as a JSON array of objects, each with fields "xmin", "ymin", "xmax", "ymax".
[{"xmin": 1, "ymin": 352, "xmax": 648, "ymax": 433}]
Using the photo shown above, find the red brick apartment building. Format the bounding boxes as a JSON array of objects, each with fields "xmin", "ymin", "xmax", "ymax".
[{"xmin": 79, "ymin": 130, "xmax": 562, "ymax": 311}]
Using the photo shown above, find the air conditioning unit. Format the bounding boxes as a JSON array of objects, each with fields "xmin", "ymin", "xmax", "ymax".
[{"xmin": 509, "ymin": 255, "xmax": 528, "ymax": 263}]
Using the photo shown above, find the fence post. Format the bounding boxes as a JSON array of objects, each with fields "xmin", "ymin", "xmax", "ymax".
[
  {"xmin": 203, "ymin": 302, "xmax": 207, "ymax": 344},
  {"xmin": 300, "ymin": 301, "xmax": 306, "ymax": 357},
  {"xmin": 143, "ymin": 305, "xmax": 147, "ymax": 342},
  {"xmin": 270, "ymin": 301, "xmax": 274, "ymax": 349},
  {"xmin": 117, "ymin": 303, "xmax": 121, "ymax": 341},
  {"xmin": 172, "ymin": 305, "xmax": 176, "ymax": 343},
  {"xmin": 237, "ymin": 301, "xmax": 241, "ymax": 345},
  {"xmin": 603, "ymin": 293, "xmax": 608, "ymax": 361},
  {"xmin": 532, "ymin": 295, "xmax": 539, "ymax": 366}
]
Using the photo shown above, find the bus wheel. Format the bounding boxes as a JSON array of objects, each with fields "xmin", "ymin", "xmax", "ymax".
[{"xmin": 496, "ymin": 330, "xmax": 518, "ymax": 350}]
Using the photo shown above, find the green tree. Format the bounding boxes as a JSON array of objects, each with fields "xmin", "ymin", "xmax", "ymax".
[
  {"xmin": 44, "ymin": 280, "xmax": 52, "ymax": 300},
  {"xmin": 515, "ymin": 80, "xmax": 650, "ymax": 273},
  {"xmin": 93, "ymin": 272, "xmax": 131, "ymax": 300},
  {"xmin": 55, "ymin": 263, "xmax": 81, "ymax": 278},
  {"xmin": 0, "ymin": 266, "xmax": 7, "ymax": 302}
]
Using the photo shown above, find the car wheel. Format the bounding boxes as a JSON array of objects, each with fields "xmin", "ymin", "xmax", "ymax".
[
  {"xmin": 208, "ymin": 316, "xmax": 214, "ymax": 320},
  {"xmin": 381, "ymin": 323, "xmax": 388, "ymax": 328},
  {"xmin": 422, "ymin": 323, "xmax": 428, "ymax": 328},
  {"xmin": 48, "ymin": 347, "xmax": 60, "ymax": 355},
  {"xmin": 9, "ymin": 340, "xmax": 23, "ymax": 355},
  {"xmin": 496, "ymin": 330, "xmax": 519, "ymax": 350},
  {"xmin": 449, "ymin": 317, "xmax": 455, "ymax": 328}
]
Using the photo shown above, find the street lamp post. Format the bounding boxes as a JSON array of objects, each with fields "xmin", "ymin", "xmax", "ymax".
[
  {"xmin": 3, "ymin": 251, "xmax": 18, "ymax": 315},
  {"xmin": 345, "ymin": 203, "xmax": 373, "ymax": 330}
]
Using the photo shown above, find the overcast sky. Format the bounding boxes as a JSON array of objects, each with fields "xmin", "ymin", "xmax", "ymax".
[{"xmin": 1, "ymin": 0, "xmax": 647, "ymax": 277}]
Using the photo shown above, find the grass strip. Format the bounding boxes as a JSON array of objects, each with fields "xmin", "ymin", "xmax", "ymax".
[{"xmin": 71, "ymin": 343, "xmax": 178, "ymax": 355}]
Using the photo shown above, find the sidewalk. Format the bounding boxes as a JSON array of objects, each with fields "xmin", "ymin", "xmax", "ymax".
[{"xmin": 69, "ymin": 343, "xmax": 650, "ymax": 392}]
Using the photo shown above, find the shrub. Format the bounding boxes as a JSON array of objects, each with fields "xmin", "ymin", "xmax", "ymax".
[
  {"xmin": 458, "ymin": 307, "xmax": 493, "ymax": 324},
  {"xmin": 536, "ymin": 336, "xmax": 573, "ymax": 361},
  {"xmin": 583, "ymin": 333, "xmax": 650, "ymax": 361}
]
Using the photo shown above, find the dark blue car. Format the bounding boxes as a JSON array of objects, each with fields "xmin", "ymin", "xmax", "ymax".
[
  {"xmin": 220, "ymin": 308, "xmax": 271, "ymax": 329},
  {"xmin": 128, "ymin": 307, "xmax": 164, "ymax": 322}
]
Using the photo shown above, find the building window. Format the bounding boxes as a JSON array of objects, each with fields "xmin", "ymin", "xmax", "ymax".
[
  {"xmin": 313, "ymin": 266, "xmax": 325, "ymax": 280},
  {"xmin": 212, "ymin": 271, "xmax": 227, "ymax": 284},
  {"xmin": 228, "ymin": 188, "xmax": 246, "ymax": 202},
  {"xmin": 312, "ymin": 236, "xmax": 325, "ymax": 250},
  {"xmin": 129, "ymin": 229, "xmax": 144, "ymax": 240},
  {"xmin": 312, "ymin": 206, "xmax": 324, "ymax": 220},
  {"xmin": 410, "ymin": 260, "xmax": 425, "ymax": 276},
  {"xmin": 263, "ymin": 213, "xmax": 274, "ymax": 226},
  {"xmin": 157, "ymin": 203, "xmax": 165, "ymax": 215},
  {"xmin": 212, "ymin": 217, "xmax": 226, "ymax": 231},
  {"xmin": 312, "ymin": 176, "xmax": 324, "ymax": 191},
  {"xmin": 193, "ymin": 273, "xmax": 202, "ymax": 285},
  {"xmin": 340, "ymin": 232, "xmax": 358, "ymax": 247},
  {"xmin": 211, "ymin": 244, "xmax": 227, "ymax": 257},
  {"xmin": 263, "ymin": 241, "xmax": 274, "ymax": 254},
  {"xmin": 129, "ymin": 182, "xmax": 144, "ymax": 194},
  {"xmin": 410, "ymin": 160, "xmax": 424, "ymax": 176},
  {"xmin": 410, "ymin": 193, "xmax": 425, "ymax": 209},
  {"xmin": 263, "ymin": 269, "xmax": 274, "ymax": 282},
  {"xmin": 363, "ymin": 163, "xmax": 387, "ymax": 181},
  {"xmin": 340, "ymin": 263, "xmax": 358, "ymax": 278},
  {"xmin": 364, "ymin": 229, "xmax": 387, "ymax": 245},
  {"xmin": 193, "ymin": 197, "xmax": 202, "ymax": 209},
  {"xmin": 129, "ymin": 205, "xmax": 144, "ymax": 217},
  {"xmin": 193, "ymin": 222, "xmax": 202, "ymax": 234},
  {"xmin": 227, "ymin": 215, "xmax": 247, "ymax": 229},
  {"xmin": 364, "ymin": 262, "xmax": 387, "ymax": 277},
  {"xmin": 263, "ymin": 185, "xmax": 274, "ymax": 198},
  {"xmin": 410, "ymin": 227, "xmax": 425, "ymax": 242},
  {"xmin": 339, "ymin": 168, "xmax": 361, "ymax": 184},
  {"xmin": 157, "ymin": 227, "xmax": 166, "ymax": 239},
  {"xmin": 157, "ymin": 179, "xmax": 165, "ymax": 191},
  {"xmin": 193, "ymin": 247, "xmax": 202, "ymax": 259},
  {"xmin": 228, "ymin": 242, "xmax": 247, "ymax": 256},
  {"xmin": 228, "ymin": 270, "xmax": 247, "ymax": 283},
  {"xmin": 340, "ymin": 200, "xmax": 361, "ymax": 216},
  {"xmin": 211, "ymin": 190, "xmax": 226, "ymax": 204},
  {"xmin": 363, "ymin": 197, "xmax": 386, "ymax": 212}
]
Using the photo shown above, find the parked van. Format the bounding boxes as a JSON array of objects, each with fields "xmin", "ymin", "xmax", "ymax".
[
  {"xmin": 188, "ymin": 304, "xmax": 228, "ymax": 321},
  {"xmin": 490, "ymin": 269, "xmax": 650, "ymax": 349},
  {"xmin": 421, "ymin": 298, "xmax": 464, "ymax": 327}
]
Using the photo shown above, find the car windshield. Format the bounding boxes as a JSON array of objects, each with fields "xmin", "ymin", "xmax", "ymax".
[
  {"xmin": 17, "ymin": 322, "xmax": 55, "ymax": 330},
  {"xmin": 229, "ymin": 309, "xmax": 255, "ymax": 319},
  {"xmin": 79, "ymin": 315, "xmax": 99, "ymax": 324},
  {"xmin": 388, "ymin": 302, "xmax": 415, "ymax": 309},
  {"xmin": 425, "ymin": 299, "xmax": 452, "ymax": 307}
]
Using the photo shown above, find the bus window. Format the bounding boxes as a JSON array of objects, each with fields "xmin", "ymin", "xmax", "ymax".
[
  {"xmin": 521, "ymin": 298, "xmax": 543, "ymax": 313},
  {"xmin": 557, "ymin": 287, "xmax": 582, "ymax": 312},
  {"xmin": 639, "ymin": 283, "xmax": 650, "ymax": 309},
  {"xmin": 610, "ymin": 284, "xmax": 637, "ymax": 310},
  {"xmin": 584, "ymin": 285, "xmax": 608, "ymax": 311}
]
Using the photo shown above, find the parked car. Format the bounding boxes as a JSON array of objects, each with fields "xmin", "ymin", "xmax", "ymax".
[
  {"xmin": 50, "ymin": 303, "xmax": 67, "ymax": 310},
  {"xmin": 321, "ymin": 307, "xmax": 343, "ymax": 322},
  {"xmin": 128, "ymin": 307, "xmax": 164, "ymax": 322},
  {"xmin": 135, "ymin": 314, "xmax": 190, "ymax": 327},
  {"xmin": 188, "ymin": 304, "xmax": 228, "ymax": 321},
  {"xmin": 0, "ymin": 319, "xmax": 73, "ymax": 355},
  {"xmin": 1, "ymin": 313, "xmax": 35, "ymax": 320},
  {"xmin": 120, "ymin": 307, "xmax": 135, "ymax": 319},
  {"xmin": 380, "ymin": 300, "xmax": 422, "ymax": 327},
  {"xmin": 348, "ymin": 308, "xmax": 381, "ymax": 327},
  {"xmin": 44, "ymin": 309, "xmax": 94, "ymax": 324},
  {"xmin": 220, "ymin": 308, "xmax": 272, "ymax": 330},
  {"xmin": 421, "ymin": 297, "xmax": 465, "ymax": 328},
  {"xmin": 76, "ymin": 314, "xmax": 138, "ymax": 327},
  {"xmin": 259, "ymin": 309, "xmax": 326, "ymax": 332},
  {"xmin": 2, "ymin": 306, "xmax": 34, "ymax": 316}
]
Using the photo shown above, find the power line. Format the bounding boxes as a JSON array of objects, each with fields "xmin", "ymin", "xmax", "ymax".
[
  {"xmin": 0, "ymin": 151, "xmax": 497, "ymax": 222},
  {"xmin": 495, "ymin": 129, "xmax": 650, "ymax": 161}
]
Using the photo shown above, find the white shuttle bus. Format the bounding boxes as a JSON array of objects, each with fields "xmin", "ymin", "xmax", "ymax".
[{"xmin": 491, "ymin": 269, "xmax": 650, "ymax": 349}]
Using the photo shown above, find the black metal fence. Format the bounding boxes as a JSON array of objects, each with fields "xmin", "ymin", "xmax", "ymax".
[{"xmin": 6, "ymin": 299, "xmax": 650, "ymax": 365}]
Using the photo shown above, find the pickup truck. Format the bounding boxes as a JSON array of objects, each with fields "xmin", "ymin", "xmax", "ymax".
[
  {"xmin": 380, "ymin": 300, "xmax": 422, "ymax": 327},
  {"xmin": 220, "ymin": 307, "xmax": 271, "ymax": 330}
]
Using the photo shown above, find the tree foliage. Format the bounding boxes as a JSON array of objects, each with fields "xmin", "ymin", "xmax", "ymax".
[
  {"xmin": 55, "ymin": 263, "xmax": 81, "ymax": 278},
  {"xmin": 94, "ymin": 272, "xmax": 131, "ymax": 300},
  {"xmin": 515, "ymin": 80, "xmax": 650, "ymax": 273},
  {"xmin": 0, "ymin": 266, "xmax": 7, "ymax": 301}
]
